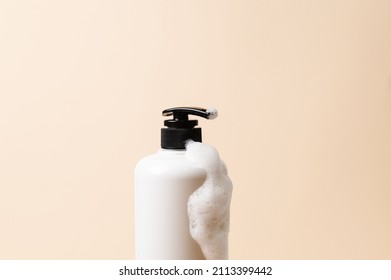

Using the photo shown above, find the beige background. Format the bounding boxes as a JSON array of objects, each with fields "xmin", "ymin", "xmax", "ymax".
[{"xmin": 1, "ymin": 0, "xmax": 391, "ymax": 259}]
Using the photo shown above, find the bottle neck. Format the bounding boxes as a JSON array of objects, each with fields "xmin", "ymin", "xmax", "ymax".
[
  {"xmin": 161, "ymin": 127, "xmax": 202, "ymax": 149},
  {"xmin": 159, "ymin": 148, "xmax": 186, "ymax": 154}
]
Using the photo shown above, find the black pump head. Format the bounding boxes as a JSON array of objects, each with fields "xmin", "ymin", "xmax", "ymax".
[{"xmin": 161, "ymin": 107, "xmax": 218, "ymax": 149}]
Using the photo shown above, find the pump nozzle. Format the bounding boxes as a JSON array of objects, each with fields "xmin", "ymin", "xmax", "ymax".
[
  {"xmin": 162, "ymin": 107, "xmax": 218, "ymax": 120},
  {"xmin": 161, "ymin": 107, "xmax": 218, "ymax": 149}
]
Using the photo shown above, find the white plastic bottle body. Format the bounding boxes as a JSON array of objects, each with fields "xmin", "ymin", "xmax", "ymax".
[{"xmin": 134, "ymin": 149, "xmax": 206, "ymax": 259}]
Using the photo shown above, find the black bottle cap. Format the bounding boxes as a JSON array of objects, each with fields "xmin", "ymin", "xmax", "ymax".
[{"xmin": 161, "ymin": 107, "xmax": 218, "ymax": 149}]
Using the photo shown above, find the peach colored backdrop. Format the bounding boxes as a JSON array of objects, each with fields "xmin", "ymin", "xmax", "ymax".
[{"xmin": 1, "ymin": 0, "xmax": 390, "ymax": 259}]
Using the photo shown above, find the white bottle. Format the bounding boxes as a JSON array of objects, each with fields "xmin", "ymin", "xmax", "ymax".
[{"xmin": 134, "ymin": 107, "xmax": 217, "ymax": 260}]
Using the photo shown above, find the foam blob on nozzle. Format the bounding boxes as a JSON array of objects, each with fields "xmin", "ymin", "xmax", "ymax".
[{"xmin": 206, "ymin": 108, "xmax": 218, "ymax": 120}]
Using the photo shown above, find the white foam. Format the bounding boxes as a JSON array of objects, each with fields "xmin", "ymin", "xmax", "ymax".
[
  {"xmin": 206, "ymin": 108, "xmax": 218, "ymax": 120},
  {"xmin": 185, "ymin": 140, "xmax": 233, "ymax": 260}
]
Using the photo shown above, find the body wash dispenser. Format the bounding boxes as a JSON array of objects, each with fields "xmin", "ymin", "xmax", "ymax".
[{"xmin": 134, "ymin": 107, "xmax": 217, "ymax": 259}]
